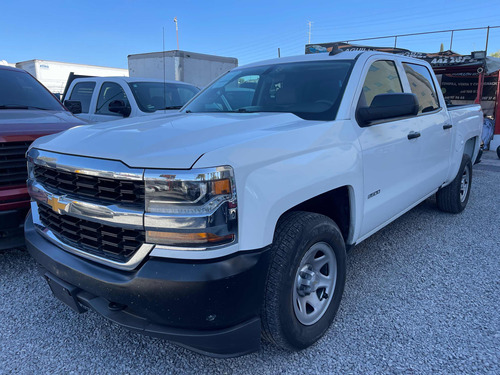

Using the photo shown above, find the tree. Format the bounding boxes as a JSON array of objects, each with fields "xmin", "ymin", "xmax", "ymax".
[
  {"xmin": 440, "ymin": 43, "xmax": 444, "ymax": 52},
  {"xmin": 490, "ymin": 50, "xmax": 500, "ymax": 58}
]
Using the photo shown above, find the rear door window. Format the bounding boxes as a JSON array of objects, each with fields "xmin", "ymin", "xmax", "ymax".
[
  {"xmin": 358, "ymin": 60, "xmax": 403, "ymax": 107},
  {"xmin": 403, "ymin": 63, "xmax": 440, "ymax": 114},
  {"xmin": 69, "ymin": 82, "xmax": 95, "ymax": 113},
  {"xmin": 95, "ymin": 82, "xmax": 130, "ymax": 116}
]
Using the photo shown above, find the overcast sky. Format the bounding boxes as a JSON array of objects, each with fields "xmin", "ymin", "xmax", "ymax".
[{"xmin": 1, "ymin": 0, "xmax": 499, "ymax": 68}]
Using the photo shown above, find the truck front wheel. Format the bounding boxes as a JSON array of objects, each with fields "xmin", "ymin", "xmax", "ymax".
[
  {"xmin": 436, "ymin": 154, "xmax": 472, "ymax": 214},
  {"xmin": 261, "ymin": 212, "xmax": 346, "ymax": 351}
]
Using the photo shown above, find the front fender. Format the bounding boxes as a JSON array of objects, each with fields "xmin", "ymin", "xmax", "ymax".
[{"xmin": 195, "ymin": 120, "xmax": 364, "ymax": 250}]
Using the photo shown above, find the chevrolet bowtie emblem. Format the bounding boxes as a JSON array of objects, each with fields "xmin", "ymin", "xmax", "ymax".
[{"xmin": 47, "ymin": 196, "xmax": 67, "ymax": 213}]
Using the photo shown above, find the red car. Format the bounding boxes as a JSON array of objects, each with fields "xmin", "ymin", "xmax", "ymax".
[{"xmin": 0, "ymin": 65, "xmax": 85, "ymax": 249}]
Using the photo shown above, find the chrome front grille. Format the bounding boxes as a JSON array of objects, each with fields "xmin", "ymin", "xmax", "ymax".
[
  {"xmin": 28, "ymin": 149, "xmax": 151, "ymax": 270},
  {"xmin": 38, "ymin": 204, "xmax": 145, "ymax": 263},
  {"xmin": 34, "ymin": 164, "xmax": 145, "ymax": 206}
]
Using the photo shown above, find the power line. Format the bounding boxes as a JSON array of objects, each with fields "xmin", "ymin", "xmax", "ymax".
[{"xmin": 337, "ymin": 25, "xmax": 500, "ymax": 44}]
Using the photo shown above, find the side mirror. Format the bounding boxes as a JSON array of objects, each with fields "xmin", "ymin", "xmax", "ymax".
[
  {"xmin": 108, "ymin": 100, "xmax": 131, "ymax": 117},
  {"xmin": 64, "ymin": 100, "xmax": 82, "ymax": 114},
  {"xmin": 356, "ymin": 93, "xmax": 419, "ymax": 127}
]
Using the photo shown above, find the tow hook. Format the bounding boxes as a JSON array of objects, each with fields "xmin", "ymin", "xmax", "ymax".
[{"xmin": 108, "ymin": 302, "xmax": 126, "ymax": 311}]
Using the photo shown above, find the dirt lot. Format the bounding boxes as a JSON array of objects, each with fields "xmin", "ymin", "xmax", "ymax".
[{"xmin": 1, "ymin": 151, "xmax": 499, "ymax": 375}]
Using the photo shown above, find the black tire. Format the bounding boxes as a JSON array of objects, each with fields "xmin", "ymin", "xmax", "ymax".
[
  {"xmin": 474, "ymin": 148, "xmax": 482, "ymax": 164},
  {"xmin": 497, "ymin": 145, "xmax": 500, "ymax": 159},
  {"xmin": 261, "ymin": 211, "xmax": 346, "ymax": 351},
  {"xmin": 436, "ymin": 154, "xmax": 472, "ymax": 214}
]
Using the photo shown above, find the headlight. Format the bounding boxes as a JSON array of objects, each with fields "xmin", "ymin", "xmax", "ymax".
[{"xmin": 144, "ymin": 166, "xmax": 237, "ymax": 249}]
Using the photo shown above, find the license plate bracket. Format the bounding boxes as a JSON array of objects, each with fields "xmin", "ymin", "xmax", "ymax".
[{"xmin": 44, "ymin": 273, "xmax": 87, "ymax": 314}]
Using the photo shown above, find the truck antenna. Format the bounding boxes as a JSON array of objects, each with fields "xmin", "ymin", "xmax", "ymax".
[{"xmin": 163, "ymin": 27, "xmax": 167, "ymax": 108}]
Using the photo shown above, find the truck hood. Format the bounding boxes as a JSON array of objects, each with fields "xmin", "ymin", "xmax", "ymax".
[
  {"xmin": 0, "ymin": 110, "xmax": 85, "ymax": 142},
  {"xmin": 32, "ymin": 112, "xmax": 307, "ymax": 169}
]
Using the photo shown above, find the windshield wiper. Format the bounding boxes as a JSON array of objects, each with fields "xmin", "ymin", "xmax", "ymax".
[
  {"xmin": 0, "ymin": 105, "xmax": 29, "ymax": 110},
  {"xmin": 160, "ymin": 106, "xmax": 183, "ymax": 110},
  {"xmin": 0, "ymin": 105, "xmax": 51, "ymax": 110},
  {"xmin": 232, "ymin": 108, "xmax": 258, "ymax": 113}
]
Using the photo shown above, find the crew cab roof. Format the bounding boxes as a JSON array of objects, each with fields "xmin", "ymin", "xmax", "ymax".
[{"xmin": 237, "ymin": 50, "xmax": 431, "ymax": 69}]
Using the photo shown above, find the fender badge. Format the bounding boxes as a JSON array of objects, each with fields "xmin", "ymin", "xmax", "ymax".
[{"xmin": 368, "ymin": 189, "xmax": 380, "ymax": 199}]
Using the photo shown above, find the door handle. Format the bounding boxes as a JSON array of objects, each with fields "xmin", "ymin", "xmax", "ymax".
[
  {"xmin": 443, "ymin": 124, "xmax": 453, "ymax": 130},
  {"xmin": 407, "ymin": 131, "xmax": 421, "ymax": 140}
]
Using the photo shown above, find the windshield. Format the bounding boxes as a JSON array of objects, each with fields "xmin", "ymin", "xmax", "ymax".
[
  {"xmin": 128, "ymin": 82, "xmax": 199, "ymax": 113},
  {"xmin": 0, "ymin": 69, "xmax": 64, "ymax": 111},
  {"xmin": 184, "ymin": 60, "xmax": 354, "ymax": 121}
]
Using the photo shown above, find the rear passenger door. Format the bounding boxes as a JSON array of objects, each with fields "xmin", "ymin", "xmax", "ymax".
[
  {"xmin": 67, "ymin": 81, "xmax": 96, "ymax": 122},
  {"xmin": 401, "ymin": 62, "xmax": 451, "ymax": 194},
  {"xmin": 355, "ymin": 59, "xmax": 424, "ymax": 238}
]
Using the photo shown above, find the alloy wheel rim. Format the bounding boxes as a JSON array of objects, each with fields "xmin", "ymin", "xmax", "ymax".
[
  {"xmin": 292, "ymin": 242, "xmax": 337, "ymax": 326},
  {"xmin": 460, "ymin": 165, "xmax": 470, "ymax": 203}
]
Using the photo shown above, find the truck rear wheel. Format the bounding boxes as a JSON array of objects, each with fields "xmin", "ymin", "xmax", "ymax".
[
  {"xmin": 436, "ymin": 154, "xmax": 472, "ymax": 214},
  {"xmin": 262, "ymin": 212, "xmax": 346, "ymax": 351}
]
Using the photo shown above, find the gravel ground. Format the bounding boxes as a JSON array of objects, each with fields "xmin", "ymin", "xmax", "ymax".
[{"xmin": 1, "ymin": 151, "xmax": 499, "ymax": 375}]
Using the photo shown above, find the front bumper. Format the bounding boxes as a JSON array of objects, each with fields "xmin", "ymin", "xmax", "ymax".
[
  {"xmin": 25, "ymin": 214, "xmax": 271, "ymax": 357},
  {"xmin": 0, "ymin": 207, "xmax": 29, "ymax": 250}
]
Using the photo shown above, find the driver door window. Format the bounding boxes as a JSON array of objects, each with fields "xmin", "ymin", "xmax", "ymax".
[
  {"xmin": 358, "ymin": 60, "xmax": 403, "ymax": 108},
  {"xmin": 95, "ymin": 82, "xmax": 129, "ymax": 117}
]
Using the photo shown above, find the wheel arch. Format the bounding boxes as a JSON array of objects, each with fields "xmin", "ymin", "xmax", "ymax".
[
  {"xmin": 463, "ymin": 136, "xmax": 479, "ymax": 160},
  {"xmin": 275, "ymin": 185, "xmax": 354, "ymax": 245}
]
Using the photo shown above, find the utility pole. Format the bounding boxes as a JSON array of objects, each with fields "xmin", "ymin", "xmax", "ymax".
[
  {"xmin": 174, "ymin": 17, "xmax": 179, "ymax": 50},
  {"xmin": 485, "ymin": 26, "xmax": 490, "ymax": 54},
  {"xmin": 307, "ymin": 21, "xmax": 313, "ymax": 44}
]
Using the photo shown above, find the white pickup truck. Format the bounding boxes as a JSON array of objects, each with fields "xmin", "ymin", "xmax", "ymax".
[
  {"xmin": 63, "ymin": 77, "xmax": 199, "ymax": 123},
  {"xmin": 25, "ymin": 51, "xmax": 482, "ymax": 357}
]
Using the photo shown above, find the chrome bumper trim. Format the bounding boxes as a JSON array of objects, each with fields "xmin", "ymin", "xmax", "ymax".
[
  {"xmin": 28, "ymin": 180, "xmax": 143, "ymax": 229},
  {"xmin": 31, "ymin": 202, "xmax": 154, "ymax": 271}
]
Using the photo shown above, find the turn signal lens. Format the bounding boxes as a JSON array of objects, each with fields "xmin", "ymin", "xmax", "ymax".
[
  {"xmin": 147, "ymin": 230, "xmax": 234, "ymax": 247},
  {"xmin": 212, "ymin": 179, "xmax": 231, "ymax": 195}
]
